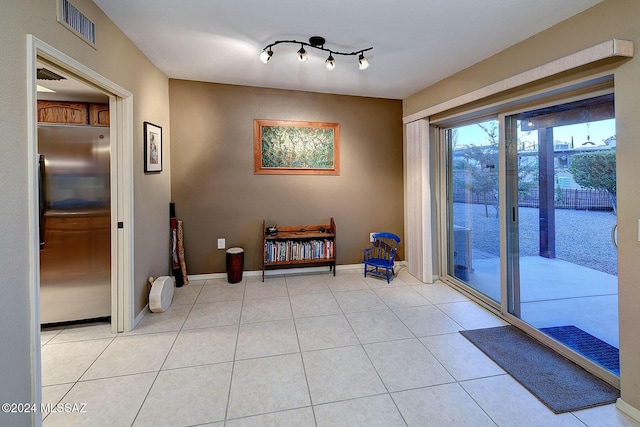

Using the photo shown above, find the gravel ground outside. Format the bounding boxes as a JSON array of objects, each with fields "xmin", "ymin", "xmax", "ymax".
[{"xmin": 454, "ymin": 203, "xmax": 618, "ymax": 275}]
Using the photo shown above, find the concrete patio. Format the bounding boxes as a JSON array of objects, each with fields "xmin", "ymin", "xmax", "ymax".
[{"xmin": 462, "ymin": 255, "xmax": 619, "ymax": 348}]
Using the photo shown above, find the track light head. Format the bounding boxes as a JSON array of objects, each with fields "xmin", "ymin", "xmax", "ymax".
[
  {"xmin": 297, "ymin": 45, "xmax": 308, "ymax": 62},
  {"xmin": 358, "ymin": 53, "xmax": 370, "ymax": 70},
  {"xmin": 259, "ymin": 48, "xmax": 273, "ymax": 64},
  {"xmin": 325, "ymin": 53, "xmax": 336, "ymax": 71}
]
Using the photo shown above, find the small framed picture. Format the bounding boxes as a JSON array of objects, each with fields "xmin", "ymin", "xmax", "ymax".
[{"xmin": 144, "ymin": 121, "xmax": 162, "ymax": 173}]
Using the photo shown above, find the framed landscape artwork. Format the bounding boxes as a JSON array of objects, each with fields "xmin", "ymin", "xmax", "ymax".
[
  {"xmin": 254, "ymin": 119, "xmax": 340, "ymax": 175},
  {"xmin": 144, "ymin": 121, "xmax": 162, "ymax": 173}
]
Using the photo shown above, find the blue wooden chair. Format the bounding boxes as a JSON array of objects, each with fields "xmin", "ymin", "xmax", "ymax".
[{"xmin": 363, "ymin": 232, "xmax": 400, "ymax": 283}]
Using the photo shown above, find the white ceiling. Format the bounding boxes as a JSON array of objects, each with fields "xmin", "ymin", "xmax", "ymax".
[
  {"xmin": 92, "ymin": 0, "xmax": 602, "ymax": 100},
  {"xmin": 37, "ymin": 61, "xmax": 109, "ymax": 103}
]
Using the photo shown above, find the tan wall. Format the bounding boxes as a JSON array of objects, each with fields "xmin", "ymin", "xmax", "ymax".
[
  {"xmin": 1, "ymin": 1, "xmax": 169, "ymax": 422},
  {"xmin": 169, "ymin": 80, "xmax": 404, "ymax": 274},
  {"xmin": 404, "ymin": 0, "xmax": 640, "ymax": 413}
]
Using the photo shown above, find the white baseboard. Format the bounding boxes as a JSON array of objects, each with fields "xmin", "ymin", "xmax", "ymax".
[
  {"xmin": 187, "ymin": 263, "xmax": 384, "ymax": 282},
  {"xmin": 133, "ymin": 304, "xmax": 149, "ymax": 328},
  {"xmin": 187, "ymin": 272, "xmax": 227, "ymax": 281},
  {"xmin": 616, "ymin": 398, "xmax": 640, "ymax": 423}
]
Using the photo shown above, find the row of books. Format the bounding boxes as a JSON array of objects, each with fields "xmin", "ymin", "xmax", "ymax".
[{"xmin": 265, "ymin": 239, "xmax": 334, "ymax": 263}]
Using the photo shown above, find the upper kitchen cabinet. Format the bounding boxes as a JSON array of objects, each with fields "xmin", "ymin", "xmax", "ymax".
[
  {"xmin": 89, "ymin": 103, "xmax": 110, "ymax": 126},
  {"xmin": 38, "ymin": 101, "xmax": 88, "ymax": 125},
  {"xmin": 37, "ymin": 101, "xmax": 110, "ymax": 126}
]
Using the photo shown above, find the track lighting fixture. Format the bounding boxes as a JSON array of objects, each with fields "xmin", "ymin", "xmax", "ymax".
[{"xmin": 259, "ymin": 36, "xmax": 372, "ymax": 70}]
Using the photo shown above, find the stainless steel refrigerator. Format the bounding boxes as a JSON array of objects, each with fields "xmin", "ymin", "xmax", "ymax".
[{"xmin": 38, "ymin": 124, "xmax": 111, "ymax": 324}]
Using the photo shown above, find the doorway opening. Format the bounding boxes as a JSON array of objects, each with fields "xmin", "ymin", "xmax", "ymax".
[
  {"xmin": 37, "ymin": 62, "xmax": 112, "ymax": 327},
  {"xmin": 28, "ymin": 35, "xmax": 135, "ymax": 336}
]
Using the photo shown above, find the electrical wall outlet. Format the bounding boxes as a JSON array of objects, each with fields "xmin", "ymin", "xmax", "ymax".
[
  {"xmin": 370, "ymin": 232, "xmax": 377, "ymax": 242},
  {"xmin": 217, "ymin": 238, "xmax": 225, "ymax": 249}
]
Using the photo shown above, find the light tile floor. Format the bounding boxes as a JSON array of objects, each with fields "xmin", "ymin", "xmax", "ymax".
[{"xmin": 40, "ymin": 268, "xmax": 640, "ymax": 427}]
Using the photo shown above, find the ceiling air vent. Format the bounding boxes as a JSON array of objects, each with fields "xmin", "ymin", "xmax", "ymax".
[
  {"xmin": 57, "ymin": 0, "xmax": 96, "ymax": 47},
  {"xmin": 37, "ymin": 68, "xmax": 66, "ymax": 81}
]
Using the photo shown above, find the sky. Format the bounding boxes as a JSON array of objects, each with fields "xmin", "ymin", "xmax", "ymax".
[{"xmin": 454, "ymin": 118, "xmax": 616, "ymax": 148}]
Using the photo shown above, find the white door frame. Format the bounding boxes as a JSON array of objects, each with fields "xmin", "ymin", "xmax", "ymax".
[{"xmin": 27, "ymin": 34, "xmax": 134, "ymax": 424}]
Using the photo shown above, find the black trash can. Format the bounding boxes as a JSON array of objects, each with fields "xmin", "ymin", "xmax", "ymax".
[{"xmin": 226, "ymin": 247, "xmax": 244, "ymax": 283}]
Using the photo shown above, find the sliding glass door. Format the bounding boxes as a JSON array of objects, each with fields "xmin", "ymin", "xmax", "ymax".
[
  {"xmin": 506, "ymin": 94, "xmax": 619, "ymax": 376},
  {"xmin": 442, "ymin": 93, "xmax": 619, "ymax": 376},
  {"xmin": 445, "ymin": 119, "xmax": 501, "ymax": 304}
]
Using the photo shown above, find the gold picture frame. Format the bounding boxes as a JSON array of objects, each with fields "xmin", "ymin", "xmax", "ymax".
[{"xmin": 254, "ymin": 119, "xmax": 340, "ymax": 175}]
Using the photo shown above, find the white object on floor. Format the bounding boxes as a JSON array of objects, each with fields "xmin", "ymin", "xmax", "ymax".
[{"xmin": 149, "ymin": 276, "xmax": 175, "ymax": 313}]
